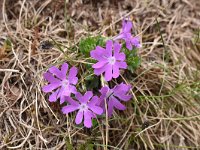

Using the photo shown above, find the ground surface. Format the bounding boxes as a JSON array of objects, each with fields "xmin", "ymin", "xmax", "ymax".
[{"xmin": 0, "ymin": 0, "xmax": 200, "ymax": 149}]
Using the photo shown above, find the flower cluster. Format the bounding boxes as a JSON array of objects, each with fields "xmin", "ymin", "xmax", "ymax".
[
  {"xmin": 62, "ymin": 91, "xmax": 103, "ymax": 128},
  {"xmin": 42, "ymin": 63, "xmax": 78, "ymax": 104},
  {"xmin": 99, "ymin": 83, "xmax": 132, "ymax": 117},
  {"xmin": 114, "ymin": 19, "xmax": 141, "ymax": 50},
  {"xmin": 91, "ymin": 18, "xmax": 141, "ymax": 81},
  {"xmin": 90, "ymin": 40, "xmax": 127, "ymax": 81},
  {"xmin": 42, "ymin": 19, "xmax": 140, "ymax": 128}
]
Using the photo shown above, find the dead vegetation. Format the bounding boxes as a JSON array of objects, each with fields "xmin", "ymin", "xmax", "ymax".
[{"xmin": 0, "ymin": 0, "xmax": 200, "ymax": 149}]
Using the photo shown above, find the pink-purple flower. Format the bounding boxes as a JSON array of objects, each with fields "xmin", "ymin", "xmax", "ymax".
[
  {"xmin": 90, "ymin": 40, "xmax": 127, "ymax": 81},
  {"xmin": 62, "ymin": 91, "xmax": 103, "ymax": 128},
  {"xmin": 131, "ymin": 36, "xmax": 141, "ymax": 48},
  {"xmin": 114, "ymin": 19, "xmax": 141, "ymax": 50},
  {"xmin": 42, "ymin": 63, "xmax": 78, "ymax": 104},
  {"xmin": 99, "ymin": 83, "xmax": 132, "ymax": 117}
]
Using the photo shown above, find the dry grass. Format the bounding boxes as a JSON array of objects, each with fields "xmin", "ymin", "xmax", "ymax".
[{"xmin": 0, "ymin": 0, "xmax": 200, "ymax": 149}]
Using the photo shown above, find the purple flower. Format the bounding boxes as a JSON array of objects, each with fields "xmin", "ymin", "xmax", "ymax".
[
  {"xmin": 90, "ymin": 40, "xmax": 127, "ymax": 81},
  {"xmin": 131, "ymin": 36, "xmax": 142, "ymax": 48},
  {"xmin": 62, "ymin": 91, "xmax": 103, "ymax": 128},
  {"xmin": 99, "ymin": 83, "xmax": 132, "ymax": 117},
  {"xmin": 114, "ymin": 19, "xmax": 141, "ymax": 50},
  {"xmin": 42, "ymin": 63, "xmax": 78, "ymax": 104}
]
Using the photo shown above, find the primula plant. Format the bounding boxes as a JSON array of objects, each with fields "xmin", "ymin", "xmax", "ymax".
[
  {"xmin": 99, "ymin": 83, "xmax": 132, "ymax": 117},
  {"xmin": 62, "ymin": 92, "xmax": 103, "ymax": 128},
  {"xmin": 91, "ymin": 40, "xmax": 127, "ymax": 81},
  {"xmin": 114, "ymin": 19, "xmax": 141, "ymax": 50},
  {"xmin": 42, "ymin": 63, "xmax": 78, "ymax": 104},
  {"xmin": 42, "ymin": 18, "xmax": 141, "ymax": 128}
]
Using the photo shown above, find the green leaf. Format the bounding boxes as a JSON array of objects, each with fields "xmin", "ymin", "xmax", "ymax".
[
  {"xmin": 122, "ymin": 44, "xmax": 141, "ymax": 73},
  {"xmin": 65, "ymin": 138, "xmax": 73, "ymax": 150},
  {"xmin": 4, "ymin": 38, "xmax": 12, "ymax": 50},
  {"xmin": 92, "ymin": 119, "xmax": 98, "ymax": 127},
  {"xmin": 79, "ymin": 36, "xmax": 106, "ymax": 57},
  {"xmin": 127, "ymin": 56, "xmax": 141, "ymax": 73},
  {"xmin": 85, "ymin": 75, "xmax": 100, "ymax": 91},
  {"xmin": 78, "ymin": 142, "xmax": 94, "ymax": 150},
  {"xmin": 86, "ymin": 143, "xmax": 94, "ymax": 150}
]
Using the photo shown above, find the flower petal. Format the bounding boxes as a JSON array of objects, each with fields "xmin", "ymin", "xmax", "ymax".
[
  {"xmin": 57, "ymin": 86, "xmax": 71, "ymax": 100},
  {"xmin": 68, "ymin": 67, "xmax": 78, "ymax": 84},
  {"xmin": 113, "ymin": 83, "xmax": 132, "ymax": 101},
  {"xmin": 108, "ymin": 98, "xmax": 114, "ymax": 117},
  {"xmin": 124, "ymin": 21, "xmax": 132, "ymax": 33},
  {"xmin": 84, "ymin": 110, "xmax": 93, "ymax": 128},
  {"xmin": 113, "ymin": 42, "xmax": 121, "ymax": 55},
  {"xmin": 104, "ymin": 64, "xmax": 112, "ymax": 81},
  {"xmin": 62, "ymin": 105, "xmax": 79, "ymax": 114},
  {"xmin": 49, "ymin": 89, "xmax": 60, "ymax": 102},
  {"xmin": 59, "ymin": 86, "xmax": 71, "ymax": 97},
  {"xmin": 113, "ymin": 34, "xmax": 125, "ymax": 41},
  {"xmin": 75, "ymin": 110, "xmax": 83, "ymax": 125},
  {"xmin": 105, "ymin": 40, "xmax": 113, "ymax": 57},
  {"xmin": 60, "ymin": 95, "xmax": 66, "ymax": 104},
  {"xmin": 65, "ymin": 96, "xmax": 79, "ymax": 106},
  {"xmin": 125, "ymin": 40, "xmax": 132, "ymax": 50},
  {"xmin": 94, "ymin": 66, "xmax": 107, "ymax": 75},
  {"xmin": 89, "ymin": 105, "xmax": 103, "ymax": 115},
  {"xmin": 112, "ymin": 65, "xmax": 120, "ymax": 78},
  {"xmin": 90, "ymin": 46, "xmax": 107, "ymax": 61},
  {"xmin": 61, "ymin": 63, "xmax": 68, "ymax": 77},
  {"xmin": 75, "ymin": 92, "xmax": 84, "ymax": 103},
  {"xmin": 88, "ymin": 96, "xmax": 103, "ymax": 115},
  {"xmin": 43, "ymin": 72, "xmax": 61, "ymax": 83},
  {"xmin": 92, "ymin": 61, "xmax": 108, "ymax": 69},
  {"xmin": 98, "ymin": 87, "xmax": 109, "ymax": 106},
  {"xmin": 100, "ymin": 86, "xmax": 109, "ymax": 93},
  {"xmin": 48, "ymin": 66, "xmax": 64, "ymax": 80},
  {"xmin": 69, "ymin": 85, "xmax": 77, "ymax": 94},
  {"xmin": 131, "ymin": 37, "xmax": 142, "ymax": 48},
  {"xmin": 115, "ymin": 62, "xmax": 127, "ymax": 69},
  {"xmin": 42, "ymin": 82, "xmax": 61, "ymax": 93},
  {"xmin": 99, "ymin": 99, "xmax": 105, "ymax": 113},
  {"xmin": 122, "ymin": 19, "xmax": 126, "ymax": 31},
  {"xmin": 112, "ymin": 96, "xmax": 126, "ymax": 110},
  {"xmin": 115, "ymin": 53, "xmax": 125, "ymax": 61},
  {"xmin": 115, "ymin": 94, "xmax": 132, "ymax": 101},
  {"xmin": 59, "ymin": 84, "xmax": 77, "ymax": 97},
  {"xmin": 88, "ymin": 96, "xmax": 99, "ymax": 106},
  {"xmin": 114, "ymin": 83, "xmax": 131, "ymax": 93},
  {"xmin": 82, "ymin": 91, "xmax": 93, "ymax": 103}
]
